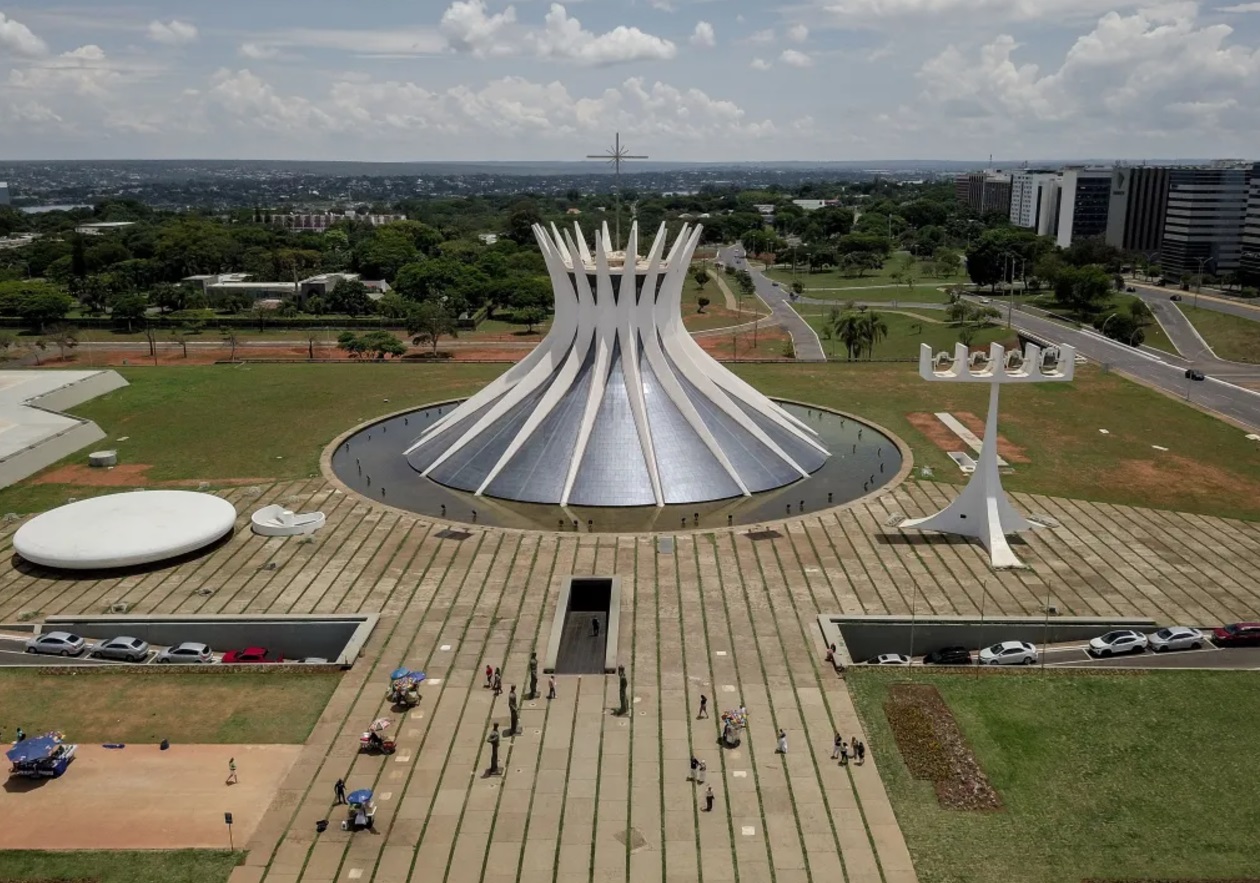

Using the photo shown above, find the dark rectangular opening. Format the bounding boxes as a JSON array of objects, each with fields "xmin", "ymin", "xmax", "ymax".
[{"xmin": 555, "ymin": 577, "xmax": 612, "ymax": 674}]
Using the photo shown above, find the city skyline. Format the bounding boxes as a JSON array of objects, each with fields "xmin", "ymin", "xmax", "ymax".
[{"xmin": 1, "ymin": 1, "xmax": 1259, "ymax": 162}]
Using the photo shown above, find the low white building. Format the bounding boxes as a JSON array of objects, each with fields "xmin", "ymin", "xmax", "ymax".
[{"xmin": 75, "ymin": 221, "xmax": 136, "ymax": 236}]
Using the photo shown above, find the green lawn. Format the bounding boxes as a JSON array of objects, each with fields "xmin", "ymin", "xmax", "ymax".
[
  {"xmin": 0, "ymin": 850, "xmax": 241, "ymax": 883},
  {"xmin": 1176, "ymin": 303, "xmax": 1260, "ymax": 363},
  {"xmin": 797, "ymin": 308, "xmax": 1016, "ymax": 361},
  {"xmin": 0, "ymin": 670, "xmax": 342, "ymax": 743},
  {"xmin": 766, "ymin": 261, "xmax": 960, "ymax": 293},
  {"xmin": 796, "ymin": 285, "xmax": 954, "ymax": 305},
  {"xmin": 848, "ymin": 670, "xmax": 1260, "ymax": 883}
]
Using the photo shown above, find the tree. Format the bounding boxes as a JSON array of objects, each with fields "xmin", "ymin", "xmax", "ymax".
[
  {"xmin": 78, "ymin": 274, "xmax": 113, "ymax": 315},
  {"xmin": 71, "ymin": 234, "xmax": 88, "ymax": 279},
  {"xmin": 327, "ymin": 279, "xmax": 374, "ymax": 316},
  {"xmin": 959, "ymin": 325, "xmax": 978, "ymax": 347},
  {"xmin": 337, "ymin": 330, "xmax": 365, "ymax": 359},
  {"xmin": 375, "ymin": 291, "xmax": 412, "ymax": 320},
  {"xmin": 169, "ymin": 323, "xmax": 197, "ymax": 358},
  {"xmin": 692, "ymin": 267, "xmax": 710, "ymax": 291},
  {"xmin": 249, "ymin": 303, "xmax": 271, "ymax": 332},
  {"xmin": 507, "ymin": 200, "xmax": 544, "ymax": 245},
  {"xmin": 697, "ymin": 296, "xmax": 711, "ymax": 313},
  {"xmin": 110, "ymin": 292, "xmax": 148, "ymax": 333},
  {"xmin": 46, "ymin": 324, "xmax": 79, "ymax": 361},
  {"xmin": 222, "ymin": 328, "xmax": 240, "ymax": 362},
  {"xmin": 18, "ymin": 290, "xmax": 75, "ymax": 331},
  {"xmin": 359, "ymin": 330, "xmax": 407, "ymax": 360},
  {"xmin": 0, "ymin": 331, "xmax": 14, "ymax": 359},
  {"xmin": 304, "ymin": 328, "xmax": 322, "ymax": 360},
  {"xmin": 790, "ymin": 280, "xmax": 804, "ymax": 297},
  {"xmin": 405, "ymin": 301, "xmax": 457, "ymax": 355},
  {"xmin": 520, "ymin": 306, "xmax": 546, "ymax": 333},
  {"xmin": 150, "ymin": 282, "xmax": 187, "ymax": 314},
  {"xmin": 1052, "ymin": 265, "xmax": 1112, "ymax": 316},
  {"xmin": 858, "ymin": 311, "xmax": 889, "ymax": 359},
  {"xmin": 833, "ymin": 311, "xmax": 865, "ymax": 361}
]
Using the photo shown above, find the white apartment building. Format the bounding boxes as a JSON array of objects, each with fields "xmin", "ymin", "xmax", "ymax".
[{"xmin": 1009, "ymin": 172, "xmax": 1060, "ymax": 236}]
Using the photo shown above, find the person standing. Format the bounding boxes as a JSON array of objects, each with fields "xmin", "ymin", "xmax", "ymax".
[
  {"xmin": 334, "ymin": 778, "xmax": 347, "ymax": 804},
  {"xmin": 696, "ymin": 760, "xmax": 707, "ymax": 785},
  {"xmin": 776, "ymin": 729, "xmax": 788, "ymax": 754},
  {"xmin": 226, "ymin": 757, "xmax": 237, "ymax": 785},
  {"xmin": 856, "ymin": 739, "xmax": 866, "ymax": 765},
  {"xmin": 850, "ymin": 735, "xmax": 859, "ymax": 758},
  {"xmin": 547, "ymin": 675, "xmax": 556, "ymax": 700},
  {"xmin": 15, "ymin": 727, "xmax": 25, "ymax": 743},
  {"xmin": 690, "ymin": 755, "xmax": 699, "ymax": 783},
  {"xmin": 703, "ymin": 785, "xmax": 715, "ymax": 812},
  {"xmin": 485, "ymin": 665, "xmax": 493, "ymax": 689},
  {"xmin": 486, "ymin": 723, "xmax": 501, "ymax": 776},
  {"xmin": 831, "ymin": 732, "xmax": 843, "ymax": 760},
  {"xmin": 697, "ymin": 694, "xmax": 709, "ymax": 719},
  {"xmin": 492, "ymin": 667, "xmax": 502, "ymax": 697},
  {"xmin": 839, "ymin": 740, "xmax": 849, "ymax": 766},
  {"xmin": 508, "ymin": 686, "xmax": 520, "ymax": 736},
  {"xmin": 528, "ymin": 652, "xmax": 539, "ymax": 699}
]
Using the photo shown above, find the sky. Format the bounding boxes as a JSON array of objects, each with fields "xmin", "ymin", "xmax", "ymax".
[{"xmin": 1, "ymin": 0, "xmax": 1259, "ymax": 162}]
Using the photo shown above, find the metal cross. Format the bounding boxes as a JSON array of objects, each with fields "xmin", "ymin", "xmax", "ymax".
[{"xmin": 587, "ymin": 132, "xmax": 648, "ymax": 252}]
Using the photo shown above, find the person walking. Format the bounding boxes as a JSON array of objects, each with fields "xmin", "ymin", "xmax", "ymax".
[
  {"xmin": 492, "ymin": 667, "xmax": 502, "ymax": 697},
  {"xmin": 703, "ymin": 785, "xmax": 715, "ymax": 812},
  {"xmin": 850, "ymin": 735, "xmax": 859, "ymax": 758},
  {"xmin": 831, "ymin": 732, "xmax": 843, "ymax": 760},
  {"xmin": 696, "ymin": 760, "xmax": 707, "ymax": 785},
  {"xmin": 334, "ymin": 778, "xmax": 347, "ymax": 804},
  {"xmin": 776, "ymin": 729, "xmax": 788, "ymax": 754},
  {"xmin": 690, "ymin": 755, "xmax": 699, "ymax": 783},
  {"xmin": 226, "ymin": 757, "xmax": 238, "ymax": 785},
  {"xmin": 485, "ymin": 665, "xmax": 493, "ymax": 688},
  {"xmin": 591, "ymin": 617, "xmax": 600, "ymax": 638},
  {"xmin": 855, "ymin": 739, "xmax": 866, "ymax": 765},
  {"xmin": 547, "ymin": 675, "xmax": 556, "ymax": 700},
  {"xmin": 697, "ymin": 694, "xmax": 708, "ymax": 719},
  {"xmin": 839, "ymin": 740, "xmax": 849, "ymax": 766}
]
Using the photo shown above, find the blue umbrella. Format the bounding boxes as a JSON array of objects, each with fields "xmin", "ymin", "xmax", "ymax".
[
  {"xmin": 409, "ymin": 671, "xmax": 426, "ymax": 682},
  {"xmin": 389, "ymin": 667, "xmax": 411, "ymax": 681},
  {"xmin": 6, "ymin": 735, "xmax": 61, "ymax": 764},
  {"xmin": 347, "ymin": 789, "xmax": 373, "ymax": 805}
]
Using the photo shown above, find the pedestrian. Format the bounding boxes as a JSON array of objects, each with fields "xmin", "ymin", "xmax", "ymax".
[
  {"xmin": 776, "ymin": 729, "xmax": 788, "ymax": 754},
  {"xmin": 334, "ymin": 778, "xmax": 346, "ymax": 804},
  {"xmin": 704, "ymin": 785, "xmax": 715, "ymax": 812},
  {"xmin": 226, "ymin": 757, "xmax": 238, "ymax": 785},
  {"xmin": 492, "ymin": 667, "xmax": 502, "ymax": 696},
  {"xmin": 839, "ymin": 741, "xmax": 849, "ymax": 766},
  {"xmin": 856, "ymin": 739, "xmax": 866, "ymax": 765},
  {"xmin": 485, "ymin": 665, "xmax": 493, "ymax": 688},
  {"xmin": 851, "ymin": 735, "xmax": 859, "ymax": 758},
  {"xmin": 547, "ymin": 675, "xmax": 556, "ymax": 699},
  {"xmin": 831, "ymin": 732, "xmax": 843, "ymax": 760},
  {"xmin": 591, "ymin": 616, "xmax": 600, "ymax": 638},
  {"xmin": 508, "ymin": 686, "xmax": 520, "ymax": 736},
  {"xmin": 690, "ymin": 755, "xmax": 699, "ymax": 782},
  {"xmin": 487, "ymin": 723, "xmax": 501, "ymax": 776},
  {"xmin": 825, "ymin": 644, "xmax": 836, "ymax": 665},
  {"xmin": 15, "ymin": 726, "xmax": 25, "ymax": 743},
  {"xmin": 696, "ymin": 760, "xmax": 707, "ymax": 785},
  {"xmin": 697, "ymin": 694, "xmax": 708, "ymax": 719}
]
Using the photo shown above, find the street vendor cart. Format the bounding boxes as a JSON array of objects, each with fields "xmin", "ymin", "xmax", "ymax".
[
  {"xmin": 7, "ymin": 733, "xmax": 76, "ymax": 779},
  {"xmin": 719, "ymin": 708, "xmax": 747, "ymax": 749},
  {"xmin": 359, "ymin": 718, "xmax": 396, "ymax": 755},
  {"xmin": 386, "ymin": 668, "xmax": 425, "ymax": 708},
  {"xmin": 342, "ymin": 789, "xmax": 377, "ymax": 832}
]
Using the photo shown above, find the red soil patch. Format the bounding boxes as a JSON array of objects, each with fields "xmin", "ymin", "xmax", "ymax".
[
  {"xmin": 33, "ymin": 463, "xmax": 271, "ymax": 488},
  {"xmin": 905, "ymin": 411, "xmax": 1028, "ymax": 463},
  {"xmin": 1108, "ymin": 453, "xmax": 1260, "ymax": 509}
]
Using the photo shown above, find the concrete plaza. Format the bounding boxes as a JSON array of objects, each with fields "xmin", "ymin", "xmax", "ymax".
[{"xmin": 1, "ymin": 479, "xmax": 1257, "ymax": 883}]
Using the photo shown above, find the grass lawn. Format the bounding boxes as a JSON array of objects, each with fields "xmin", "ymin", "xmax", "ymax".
[
  {"xmin": 0, "ymin": 850, "xmax": 241, "ymax": 883},
  {"xmin": 0, "ymin": 670, "xmax": 341, "ymax": 743},
  {"xmin": 797, "ymin": 307, "xmax": 1016, "ymax": 361},
  {"xmin": 734, "ymin": 362, "xmax": 1260, "ymax": 520},
  {"xmin": 766, "ymin": 262, "xmax": 960, "ymax": 293},
  {"xmin": 797, "ymin": 285, "xmax": 954, "ymax": 305},
  {"xmin": 848, "ymin": 670, "xmax": 1260, "ymax": 883},
  {"xmin": 1176, "ymin": 303, "xmax": 1260, "ymax": 363}
]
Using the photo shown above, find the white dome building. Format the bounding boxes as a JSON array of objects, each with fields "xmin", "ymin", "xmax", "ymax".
[{"xmin": 403, "ymin": 221, "xmax": 829, "ymax": 507}]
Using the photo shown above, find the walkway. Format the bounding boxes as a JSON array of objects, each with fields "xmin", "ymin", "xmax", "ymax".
[{"xmin": 723, "ymin": 246, "xmax": 827, "ymax": 362}]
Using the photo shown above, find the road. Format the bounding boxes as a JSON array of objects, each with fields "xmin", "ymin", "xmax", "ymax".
[
  {"xmin": 1131, "ymin": 281, "xmax": 1260, "ymax": 323},
  {"xmin": 1124, "ymin": 286, "xmax": 1260, "ymax": 384},
  {"xmin": 721, "ymin": 246, "xmax": 827, "ymax": 362}
]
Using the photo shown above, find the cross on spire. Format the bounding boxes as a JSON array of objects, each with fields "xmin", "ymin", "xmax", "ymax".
[{"xmin": 586, "ymin": 132, "xmax": 648, "ymax": 251}]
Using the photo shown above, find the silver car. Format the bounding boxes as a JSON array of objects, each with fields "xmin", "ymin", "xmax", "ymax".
[
  {"xmin": 155, "ymin": 642, "xmax": 215, "ymax": 664},
  {"xmin": 25, "ymin": 631, "xmax": 87, "ymax": 657},
  {"xmin": 1146, "ymin": 626, "xmax": 1205, "ymax": 653},
  {"xmin": 89, "ymin": 636, "xmax": 150, "ymax": 662}
]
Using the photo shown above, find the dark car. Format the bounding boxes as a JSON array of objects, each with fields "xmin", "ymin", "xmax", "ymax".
[
  {"xmin": 923, "ymin": 646, "xmax": 973, "ymax": 665},
  {"xmin": 1212, "ymin": 623, "xmax": 1260, "ymax": 647},
  {"xmin": 1170, "ymin": 293, "xmax": 1183, "ymax": 301}
]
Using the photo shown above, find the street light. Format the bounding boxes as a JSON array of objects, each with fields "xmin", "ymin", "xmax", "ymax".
[
  {"xmin": 1194, "ymin": 256, "xmax": 1214, "ymax": 306},
  {"xmin": 1100, "ymin": 312, "xmax": 1119, "ymax": 339}
]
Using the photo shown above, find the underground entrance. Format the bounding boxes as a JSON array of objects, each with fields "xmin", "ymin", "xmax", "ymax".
[{"xmin": 544, "ymin": 576, "xmax": 621, "ymax": 675}]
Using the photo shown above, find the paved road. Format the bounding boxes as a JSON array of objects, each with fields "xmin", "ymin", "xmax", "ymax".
[
  {"xmin": 1131, "ymin": 281, "xmax": 1260, "ymax": 323},
  {"xmin": 1126, "ymin": 287, "xmax": 1260, "ymax": 385},
  {"xmin": 721, "ymin": 246, "xmax": 827, "ymax": 362},
  {"xmin": 995, "ymin": 302, "xmax": 1260, "ymax": 432}
]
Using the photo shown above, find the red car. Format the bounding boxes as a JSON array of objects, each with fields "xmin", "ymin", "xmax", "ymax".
[
  {"xmin": 1211, "ymin": 623, "xmax": 1260, "ymax": 647},
  {"xmin": 221, "ymin": 646, "xmax": 285, "ymax": 663}
]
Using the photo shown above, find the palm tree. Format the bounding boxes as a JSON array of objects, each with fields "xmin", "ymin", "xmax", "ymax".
[
  {"xmin": 858, "ymin": 311, "xmax": 888, "ymax": 360},
  {"xmin": 834, "ymin": 312, "xmax": 865, "ymax": 361}
]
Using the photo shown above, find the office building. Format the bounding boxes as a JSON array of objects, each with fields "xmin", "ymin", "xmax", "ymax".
[
  {"xmin": 954, "ymin": 172, "xmax": 1012, "ymax": 216},
  {"xmin": 1106, "ymin": 167, "xmax": 1171, "ymax": 255},
  {"xmin": 1009, "ymin": 172, "xmax": 1060, "ymax": 236},
  {"xmin": 1055, "ymin": 168, "xmax": 1112, "ymax": 247},
  {"xmin": 1159, "ymin": 163, "xmax": 1252, "ymax": 281},
  {"xmin": 1239, "ymin": 164, "xmax": 1260, "ymax": 286}
]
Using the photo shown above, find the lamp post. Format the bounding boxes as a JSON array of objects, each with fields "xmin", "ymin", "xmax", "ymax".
[
  {"xmin": 1100, "ymin": 312, "xmax": 1119, "ymax": 339},
  {"xmin": 1194, "ymin": 256, "xmax": 1213, "ymax": 306}
]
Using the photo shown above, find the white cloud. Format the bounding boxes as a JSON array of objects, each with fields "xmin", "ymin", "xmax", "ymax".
[
  {"xmin": 239, "ymin": 42, "xmax": 281, "ymax": 60},
  {"xmin": 1217, "ymin": 1, "xmax": 1260, "ymax": 9},
  {"xmin": 0, "ymin": 11, "xmax": 48, "ymax": 57},
  {"xmin": 746, "ymin": 28, "xmax": 775, "ymax": 43},
  {"xmin": 247, "ymin": 27, "xmax": 447, "ymax": 58},
  {"xmin": 788, "ymin": 24, "xmax": 810, "ymax": 42},
  {"xmin": 532, "ymin": 4, "xmax": 677, "ymax": 64},
  {"xmin": 147, "ymin": 19, "xmax": 198, "ymax": 45},
  {"xmin": 209, "ymin": 68, "xmax": 339, "ymax": 132},
  {"xmin": 751, "ymin": 57, "xmax": 772, "ymax": 70},
  {"xmin": 780, "ymin": 48, "xmax": 814, "ymax": 67},
  {"xmin": 690, "ymin": 21, "xmax": 716, "ymax": 48},
  {"xmin": 811, "ymin": 0, "xmax": 1150, "ymax": 25},
  {"xmin": 440, "ymin": 0, "xmax": 519, "ymax": 56}
]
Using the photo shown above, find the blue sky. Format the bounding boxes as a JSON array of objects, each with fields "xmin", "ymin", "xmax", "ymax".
[{"xmin": 1, "ymin": 0, "xmax": 1259, "ymax": 161}]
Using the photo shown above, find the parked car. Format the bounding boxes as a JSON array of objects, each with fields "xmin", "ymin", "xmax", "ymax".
[
  {"xmin": 1089, "ymin": 629, "xmax": 1148, "ymax": 656},
  {"xmin": 155, "ymin": 642, "xmax": 215, "ymax": 664},
  {"xmin": 979, "ymin": 641, "xmax": 1037, "ymax": 665},
  {"xmin": 24, "ymin": 631, "xmax": 87, "ymax": 657},
  {"xmin": 1212, "ymin": 622, "xmax": 1260, "ymax": 647},
  {"xmin": 221, "ymin": 646, "xmax": 284, "ymax": 664},
  {"xmin": 1146, "ymin": 626, "xmax": 1205, "ymax": 652},
  {"xmin": 1126, "ymin": 286, "xmax": 1136, "ymax": 292},
  {"xmin": 89, "ymin": 636, "xmax": 150, "ymax": 662},
  {"xmin": 1170, "ymin": 293, "xmax": 1183, "ymax": 301},
  {"xmin": 867, "ymin": 653, "xmax": 911, "ymax": 665},
  {"xmin": 923, "ymin": 646, "xmax": 973, "ymax": 665},
  {"xmin": 301, "ymin": 657, "xmax": 330, "ymax": 664}
]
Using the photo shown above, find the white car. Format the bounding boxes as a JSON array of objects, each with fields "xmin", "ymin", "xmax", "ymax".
[
  {"xmin": 979, "ymin": 641, "xmax": 1037, "ymax": 665},
  {"xmin": 89, "ymin": 636, "xmax": 150, "ymax": 662},
  {"xmin": 867, "ymin": 653, "xmax": 911, "ymax": 665},
  {"xmin": 155, "ymin": 642, "xmax": 215, "ymax": 664},
  {"xmin": 1089, "ymin": 629, "xmax": 1148, "ymax": 657},
  {"xmin": 1146, "ymin": 626, "xmax": 1205, "ymax": 653},
  {"xmin": 25, "ymin": 631, "xmax": 88, "ymax": 657}
]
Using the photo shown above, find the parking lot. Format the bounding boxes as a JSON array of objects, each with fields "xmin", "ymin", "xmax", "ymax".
[
  {"xmin": 858, "ymin": 642, "xmax": 1260, "ymax": 670},
  {"xmin": 0, "ymin": 635, "xmax": 152, "ymax": 667}
]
